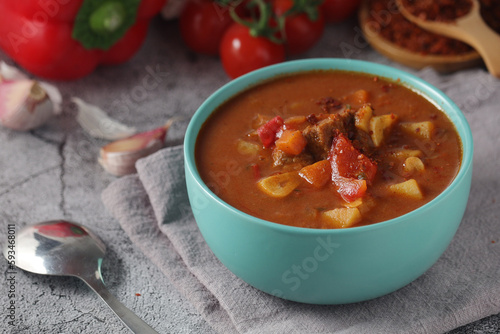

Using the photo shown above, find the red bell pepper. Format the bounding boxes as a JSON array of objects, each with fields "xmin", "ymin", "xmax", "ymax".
[
  {"xmin": 0, "ymin": 0, "xmax": 166, "ymax": 80},
  {"xmin": 328, "ymin": 132, "xmax": 377, "ymax": 202},
  {"xmin": 257, "ymin": 116, "xmax": 284, "ymax": 148}
]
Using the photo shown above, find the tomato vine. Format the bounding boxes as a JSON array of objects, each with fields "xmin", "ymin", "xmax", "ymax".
[{"xmin": 178, "ymin": 0, "xmax": 362, "ymax": 78}]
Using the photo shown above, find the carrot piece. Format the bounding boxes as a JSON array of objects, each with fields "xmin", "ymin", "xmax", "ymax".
[
  {"xmin": 275, "ymin": 130, "xmax": 307, "ymax": 155},
  {"xmin": 299, "ymin": 160, "xmax": 331, "ymax": 188},
  {"xmin": 284, "ymin": 116, "xmax": 307, "ymax": 129}
]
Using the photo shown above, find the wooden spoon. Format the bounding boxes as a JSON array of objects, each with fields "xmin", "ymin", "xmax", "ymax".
[
  {"xmin": 358, "ymin": 0, "xmax": 481, "ymax": 73},
  {"xmin": 396, "ymin": 0, "xmax": 500, "ymax": 77}
]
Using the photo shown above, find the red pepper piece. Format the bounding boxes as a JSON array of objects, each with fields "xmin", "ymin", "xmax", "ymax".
[
  {"xmin": 333, "ymin": 177, "xmax": 367, "ymax": 203},
  {"xmin": 250, "ymin": 163, "xmax": 261, "ymax": 180},
  {"xmin": 36, "ymin": 221, "xmax": 87, "ymax": 238},
  {"xmin": 257, "ymin": 116, "xmax": 284, "ymax": 148},
  {"xmin": 0, "ymin": 0, "xmax": 166, "ymax": 80},
  {"xmin": 328, "ymin": 133, "xmax": 377, "ymax": 202}
]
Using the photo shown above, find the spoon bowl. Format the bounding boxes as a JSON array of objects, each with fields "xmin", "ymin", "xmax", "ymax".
[
  {"xmin": 396, "ymin": 0, "xmax": 500, "ymax": 77},
  {"xmin": 358, "ymin": 0, "xmax": 482, "ymax": 73},
  {"xmin": 3, "ymin": 220, "xmax": 158, "ymax": 334}
]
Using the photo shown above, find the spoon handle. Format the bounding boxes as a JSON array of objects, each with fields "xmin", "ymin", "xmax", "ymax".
[
  {"xmin": 457, "ymin": 15, "xmax": 500, "ymax": 77},
  {"xmin": 396, "ymin": 0, "xmax": 500, "ymax": 77},
  {"xmin": 81, "ymin": 273, "xmax": 159, "ymax": 334}
]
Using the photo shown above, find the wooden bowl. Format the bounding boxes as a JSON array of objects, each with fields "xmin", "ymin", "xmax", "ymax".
[{"xmin": 358, "ymin": 0, "xmax": 483, "ymax": 73}]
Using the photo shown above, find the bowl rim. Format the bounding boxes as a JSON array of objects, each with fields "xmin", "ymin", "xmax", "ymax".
[{"xmin": 184, "ymin": 58, "xmax": 473, "ymax": 235}]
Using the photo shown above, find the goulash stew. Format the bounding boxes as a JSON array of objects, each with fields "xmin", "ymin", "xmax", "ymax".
[{"xmin": 196, "ymin": 70, "xmax": 462, "ymax": 229}]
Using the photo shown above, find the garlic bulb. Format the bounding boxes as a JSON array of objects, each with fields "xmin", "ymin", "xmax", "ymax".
[
  {"xmin": 0, "ymin": 79, "xmax": 54, "ymax": 131},
  {"xmin": 0, "ymin": 62, "xmax": 61, "ymax": 131},
  {"xmin": 99, "ymin": 120, "xmax": 173, "ymax": 176}
]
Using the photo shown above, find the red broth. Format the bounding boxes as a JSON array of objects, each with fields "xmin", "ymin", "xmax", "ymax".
[{"xmin": 196, "ymin": 70, "xmax": 461, "ymax": 229}]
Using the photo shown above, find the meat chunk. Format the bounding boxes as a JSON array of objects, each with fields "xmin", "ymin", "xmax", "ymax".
[
  {"xmin": 352, "ymin": 130, "xmax": 375, "ymax": 157},
  {"xmin": 316, "ymin": 97, "xmax": 343, "ymax": 113},
  {"xmin": 303, "ymin": 111, "xmax": 355, "ymax": 160},
  {"xmin": 272, "ymin": 149, "xmax": 314, "ymax": 170}
]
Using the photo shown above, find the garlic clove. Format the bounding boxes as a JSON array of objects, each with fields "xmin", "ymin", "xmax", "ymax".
[
  {"xmin": 0, "ymin": 79, "xmax": 55, "ymax": 131},
  {"xmin": 99, "ymin": 121, "xmax": 173, "ymax": 176},
  {"xmin": 39, "ymin": 82, "xmax": 62, "ymax": 115},
  {"xmin": 0, "ymin": 61, "xmax": 27, "ymax": 81},
  {"xmin": 0, "ymin": 61, "xmax": 61, "ymax": 131},
  {"xmin": 72, "ymin": 97, "xmax": 137, "ymax": 140}
]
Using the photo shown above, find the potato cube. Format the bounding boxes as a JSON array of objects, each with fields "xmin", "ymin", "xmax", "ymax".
[
  {"xmin": 358, "ymin": 196, "xmax": 376, "ymax": 215},
  {"xmin": 355, "ymin": 104, "xmax": 373, "ymax": 133},
  {"xmin": 388, "ymin": 179, "xmax": 423, "ymax": 200},
  {"xmin": 343, "ymin": 196, "xmax": 375, "ymax": 214},
  {"xmin": 322, "ymin": 208, "xmax": 362, "ymax": 228},
  {"xmin": 237, "ymin": 140, "xmax": 260, "ymax": 155},
  {"xmin": 257, "ymin": 172, "xmax": 301, "ymax": 198},
  {"xmin": 351, "ymin": 89, "xmax": 370, "ymax": 104},
  {"xmin": 400, "ymin": 121, "xmax": 434, "ymax": 140},
  {"xmin": 369, "ymin": 113, "xmax": 398, "ymax": 147},
  {"xmin": 288, "ymin": 102, "xmax": 306, "ymax": 111},
  {"xmin": 390, "ymin": 149, "xmax": 422, "ymax": 160},
  {"xmin": 403, "ymin": 157, "xmax": 425, "ymax": 173},
  {"xmin": 252, "ymin": 114, "xmax": 270, "ymax": 129}
]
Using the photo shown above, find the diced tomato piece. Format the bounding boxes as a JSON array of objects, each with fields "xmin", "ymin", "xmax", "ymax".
[
  {"xmin": 275, "ymin": 130, "xmax": 307, "ymax": 155},
  {"xmin": 299, "ymin": 160, "xmax": 331, "ymax": 188},
  {"xmin": 335, "ymin": 177, "xmax": 367, "ymax": 202},
  {"xmin": 328, "ymin": 133, "xmax": 377, "ymax": 202},
  {"xmin": 330, "ymin": 133, "xmax": 377, "ymax": 183},
  {"xmin": 257, "ymin": 116, "xmax": 284, "ymax": 147}
]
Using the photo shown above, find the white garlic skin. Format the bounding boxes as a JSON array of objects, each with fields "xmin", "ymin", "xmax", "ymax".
[
  {"xmin": 99, "ymin": 139, "xmax": 165, "ymax": 176},
  {"xmin": 0, "ymin": 79, "xmax": 55, "ymax": 131}
]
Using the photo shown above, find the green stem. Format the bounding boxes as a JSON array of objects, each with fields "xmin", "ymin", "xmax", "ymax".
[
  {"xmin": 89, "ymin": 2, "xmax": 126, "ymax": 35},
  {"xmin": 284, "ymin": 0, "xmax": 324, "ymax": 21},
  {"xmin": 216, "ymin": 0, "xmax": 243, "ymax": 6},
  {"xmin": 229, "ymin": 0, "xmax": 285, "ymax": 44}
]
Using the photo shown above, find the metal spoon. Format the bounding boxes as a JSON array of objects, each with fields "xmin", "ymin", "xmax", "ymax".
[
  {"xmin": 3, "ymin": 220, "xmax": 158, "ymax": 334},
  {"xmin": 396, "ymin": 0, "xmax": 500, "ymax": 77}
]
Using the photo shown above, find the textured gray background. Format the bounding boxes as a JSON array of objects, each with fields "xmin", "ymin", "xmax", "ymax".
[{"xmin": 0, "ymin": 16, "xmax": 498, "ymax": 334}]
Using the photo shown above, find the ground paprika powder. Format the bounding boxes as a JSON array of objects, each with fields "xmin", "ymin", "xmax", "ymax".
[{"xmin": 367, "ymin": 0, "xmax": 500, "ymax": 56}]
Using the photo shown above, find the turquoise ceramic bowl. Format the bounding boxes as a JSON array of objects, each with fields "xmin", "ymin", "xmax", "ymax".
[{"xmin": 184, "ymin": 59, "xmax": 473, "ymax": 304}]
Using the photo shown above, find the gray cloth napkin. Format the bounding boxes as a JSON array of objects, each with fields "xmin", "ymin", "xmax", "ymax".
[{"xmin": 102, "ymin": 68, "xmax": 500, "ymax": 334}]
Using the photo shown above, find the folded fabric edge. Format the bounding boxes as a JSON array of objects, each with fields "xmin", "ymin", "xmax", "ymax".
[{"xmin": 101, "ymin": 174, "xmax": 239, "ymax": 334}]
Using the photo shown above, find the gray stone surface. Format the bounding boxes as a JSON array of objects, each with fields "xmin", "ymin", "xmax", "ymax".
[{"xmin": 0, "ymin": 17, "xmax": 498, "ymax": 334}]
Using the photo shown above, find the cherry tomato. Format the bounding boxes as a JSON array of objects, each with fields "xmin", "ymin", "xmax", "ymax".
[
  {"xmin": 220, "ymin": 23, "xmax": 285, "ymax": 79},
  {"xmin": 273, "ymin": 0, "xmax": 325, "ymax": 55},
  {"xmin": 320, "ymin": 0, "xmax": 362, "ymax": 23},
  {"xmin": 179, "ymin": 0, "xmax": 234, "ymax": 55}
]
